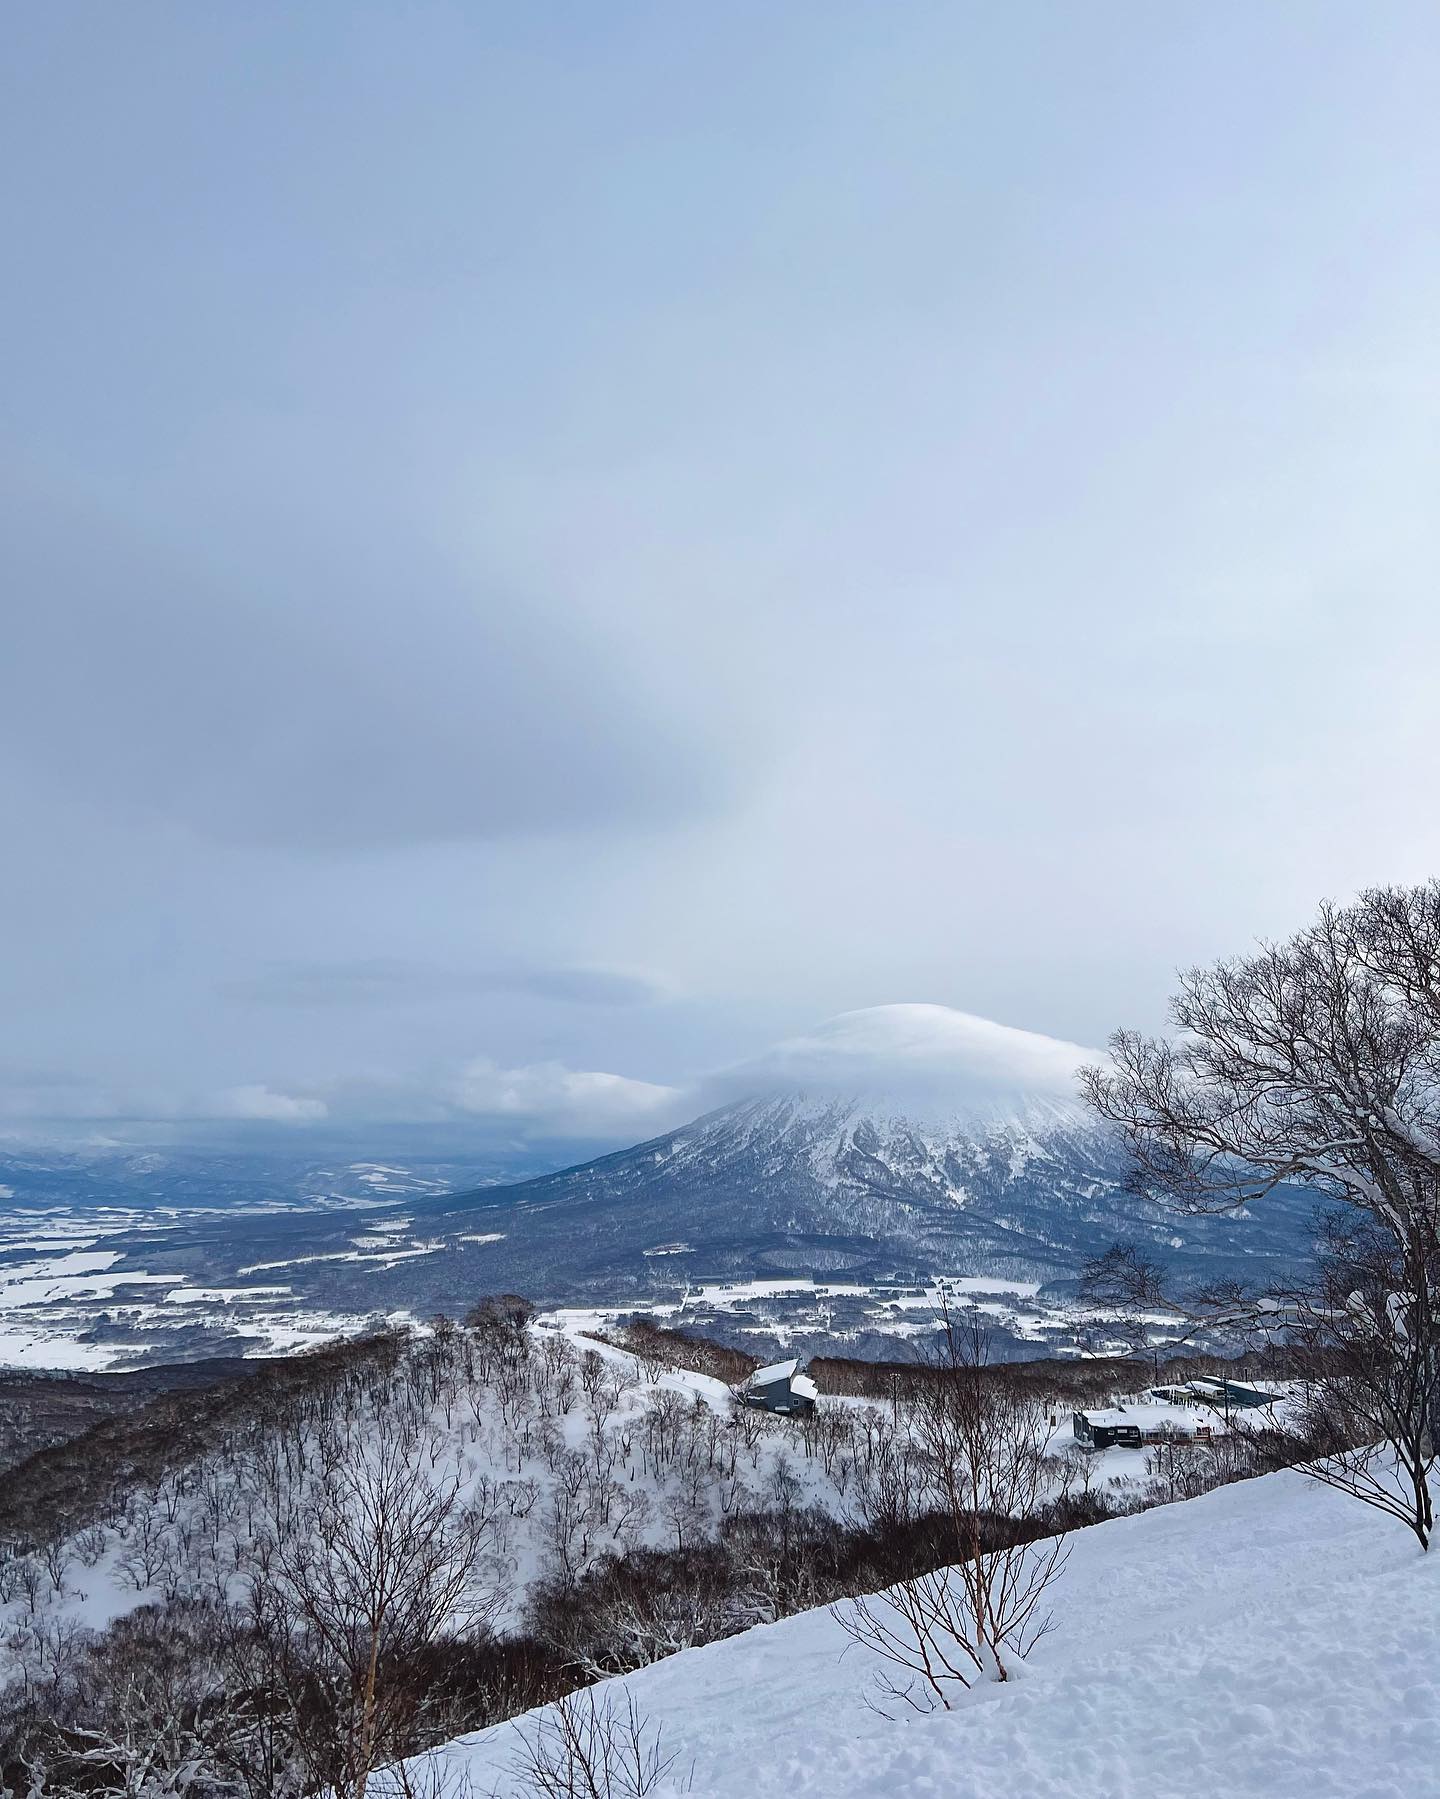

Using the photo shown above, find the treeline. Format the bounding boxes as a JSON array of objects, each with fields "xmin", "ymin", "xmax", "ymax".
[
  {"xmin": 598, "ymin": 1317, "xmax": 758, "ymax": 1386},
  {"xmin": 813, "ymin": 1346, "xmax": 1304, "ymax": 1404},
  {"xmin": 0, "ymin": 1359, "xmax": 255, "ymax": 1478},
  {"xmin": 609, "ymin": 1313, "xmax": 1302, "ymax": 1408},
  {"xmin": 1, "ymin": 1299, "xmax": 873, "ymax": 1793},
  {"xmin": 0, "ymin": 1330, "xmax": 411, "ymax": 1553}
]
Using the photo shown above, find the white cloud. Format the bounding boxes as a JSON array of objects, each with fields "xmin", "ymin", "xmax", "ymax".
[
  {"xmin": 704, "ymin": 1004, "xmax": 1102, "ymax": 1121},
  {"xmin": 452, "ymin": 1058, "xmax": 683, "ymax": 1140},
  {"xmin": 218, "ymin": 1085, "xmax": 329, "ymax": 1123},
  {"xmin": 0, "ymin": 1005, "xmax": 1110, "ymax": 1145},
  {"xmin": 0, "ymin": 1006, "xmax": 1106, "ymax": 1143}
]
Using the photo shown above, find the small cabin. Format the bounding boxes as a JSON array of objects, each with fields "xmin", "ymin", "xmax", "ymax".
[
  {"xmin": 1075, "ymin": 1401, "xmax": 1218, "ymax": 1449},
  {"xmin": 738, "ymin": 1357, "xmax": 819, "ymax": 1417},
  {"xmin": 1072, "ymin": 1408, "xmax": 1143, "ymax": 1450}
]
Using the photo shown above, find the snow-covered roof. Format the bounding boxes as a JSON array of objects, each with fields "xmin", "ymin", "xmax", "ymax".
[
  {"xmin": 1186, "ymin": 1377, "xmax": 1278, "ymax": 1401},
  {"xmin": 750, "ymin": 1358, "xmax": 801, "ymax": 1387},
  {"xmin": 791, "ymin": 1373, "xmax": 819, "ymax": 1402},
  {"xmin": 1079, "ymin": 1402, "xmax": 1220, "ymax": 1436}
]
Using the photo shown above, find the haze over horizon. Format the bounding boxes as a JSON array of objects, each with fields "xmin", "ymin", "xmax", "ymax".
[{"xmin": 4, "ymin": 4, "xmax": 1439, "ymax": 1150}]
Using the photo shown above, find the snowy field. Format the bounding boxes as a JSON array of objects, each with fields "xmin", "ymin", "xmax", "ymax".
[
  {"xmin": 396, "ymin": 1460, "xmax": 1438, "ymax": 1799},
  {"xmin": 0, "ymin": 1204, "xmax": 1133, "ymax": 1371},
  {"xmin": 538, "ymin": 1271, "xmax": 1116, "ymax": 1360},
  {"xmin": 0, "ymin": 1202, "xmax": 411, "ymax": 1368}
]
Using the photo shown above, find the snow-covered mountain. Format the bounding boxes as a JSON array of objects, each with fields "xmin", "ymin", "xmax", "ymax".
[
  {"xmin": 363, "ymin": 1003, "xmax": 1314, "ymax": 1300},
  {"xmin": 0, "ymin": 1007, "xmax": 1318, "ymax": 1362},
  {"xmin": 709, "ymin": 1003, "xmax": 1099, "ymax": 1124}
]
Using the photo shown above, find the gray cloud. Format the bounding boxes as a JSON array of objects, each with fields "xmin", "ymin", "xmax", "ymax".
[
  {"xmin": 0, "ymin": 1073, "xmax": 327, "ymax": 1128},
  {"xmin": 217, "ymin": 1085, "xmax": 329, "ymax": 1123},
  {"xmin": 515, "ymin": 968, "xmax": 669, "ymax": 1008},
  {"xmin": 1, "ymin": 4, "xmax": 1437, "ymax": 1133},
  {"xmin": 0, "ymin": 474, "xmax": 725, "ymax": 853},
  {"xmin": 222, "ymin": 960, "xmax": 667, "ymax": 1009},
  {"xmin": 0, "ymin": 1061, "xmax": 96, "ymax": 1092},
  {"xmin": 0, "ymin": 1057, "xmax": 679, "ymax": 1146}
]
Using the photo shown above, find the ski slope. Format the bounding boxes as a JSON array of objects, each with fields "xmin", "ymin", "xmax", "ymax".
[{"xmin": 396, "ymin": 1461, "xmax": 1440, "ymax": 1799}]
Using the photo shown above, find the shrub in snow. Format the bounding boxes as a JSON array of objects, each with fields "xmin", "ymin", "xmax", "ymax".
[
  {"xmin": 834, "ymin": 1311, "xmax": 1068, "ymax": 1712},
  {"xmin": 512, "ymin": 1687, "xmax": 691, "ymax": 1799}
]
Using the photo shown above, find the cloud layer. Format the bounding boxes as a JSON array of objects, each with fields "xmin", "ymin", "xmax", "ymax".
[
  {"xmin": 451, "ymin": 1058, "xmax": 684, "ymax": 1140},
  {"xmin": 1, "ymin": 6, "xmax": 1438, "ymax": 1135},
  {"xmin": 0, "ymin": 479, "xmax": 722, "ymax": 853},
  {"xmin": 0, "ymin": 1007, "xmax": 1094, "ymax": 1148},
  {"xmin": 710, "ymin": 1004, "xmax": 1099, "ymax": 1116},
  {"xmin": 225, "ymin": 962, "xmax": 667, "ymax": 1010},
  {"xmin": 219, "ymin": 1085, "xmax": 329, "ymax": 1123}
]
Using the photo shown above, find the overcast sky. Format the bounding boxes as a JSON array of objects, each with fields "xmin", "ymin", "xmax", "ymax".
[{"xmin": 2, "ymin": 3, "xmax": 1438, "ymax": 1148}]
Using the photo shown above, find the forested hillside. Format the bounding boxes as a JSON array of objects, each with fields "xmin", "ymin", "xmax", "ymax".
[{"xmin": 0, "ymin": 1307, "xmax": 1310, "ymax": 1794}]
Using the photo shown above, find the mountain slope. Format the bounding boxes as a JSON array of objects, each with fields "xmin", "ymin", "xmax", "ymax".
[
  {"xmin": 393, "ymin": 1083, "xmax": 1313, "ymax": 1303},
  {"xmin": 363, "ymin": 1002, "xmax": 1314, "ymax": 1301},
  {"xmin": 394, "ymin": 1460, "xmax": 1439, "ymax": 1799}
]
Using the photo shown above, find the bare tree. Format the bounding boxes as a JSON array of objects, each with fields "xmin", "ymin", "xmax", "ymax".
[
  {"xmin": 511, "ymin": 1687, "xmax": 690, "ymax": 1799},
  {"xmin": 263, "ymin": 1423, "xmax": 501, "ymax": 1799},
  {"xmin": 835, "ymin": 1314, "xmax": 1067, "ymax": 1711},
  {"xmin": 1288, "ymin": 1216, "xmax": 1438, "ymax": 1547},
  {"xmin": 1082, "ymin": 885, "xmax": 1440, "ymax": 1232},
  {"xmin": 1082, "ymin": 881, "xmax": 1440, "ymax": 1547}
]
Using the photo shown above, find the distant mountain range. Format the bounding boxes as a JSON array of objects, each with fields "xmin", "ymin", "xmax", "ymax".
[{"xmin": 0, "ymin": 1139, "xmax": 555, "ymax": 1214}]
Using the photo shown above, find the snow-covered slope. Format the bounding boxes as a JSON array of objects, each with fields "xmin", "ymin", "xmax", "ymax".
[
  {"xmin": 0, "ymin": 1325, "xmax": 825, "ymax": 1678},
  {"xmin": 398, "ymin": 1462, "xmax": 1440, "ymax": 1799}
]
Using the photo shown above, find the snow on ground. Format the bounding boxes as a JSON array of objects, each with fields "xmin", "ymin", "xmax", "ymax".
[
  {"xmin": 4, "ymin": 1307, "xmax": 1337, "ymax": 1793},
  {"xmin": 540, "ymin": 1273, "xmax": 1073, "ymax": 1355},
  {"xmin": 0, "ymin": 1291, "xmax": 359, "ymax": 1370},
  {"xmin": 396, "ymin": 1463, "xmax": 1439, "ymax": 1799},
  {"xmin": 0, "ymin": 1328, "xmax": 133, "ymax": 1371},
  {"xmin": 0, "ymin": 1200, "xmax": 439, "ymax": 1368}
]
